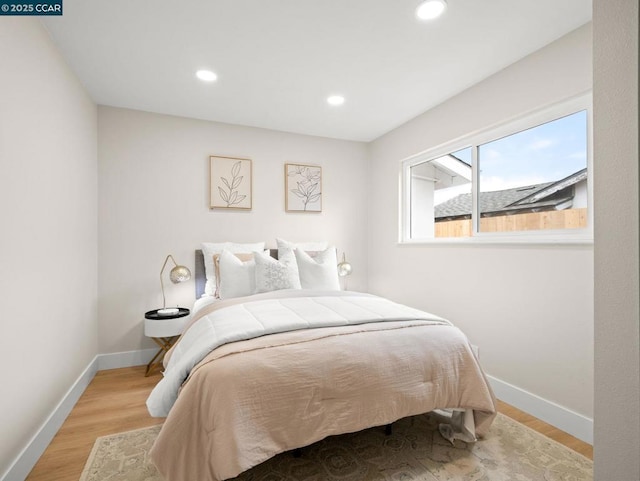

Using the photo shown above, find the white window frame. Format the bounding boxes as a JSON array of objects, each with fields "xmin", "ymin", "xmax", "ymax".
[{"xmin": 400, "ymin": 93, "xmax": 593, "ymax": 245}]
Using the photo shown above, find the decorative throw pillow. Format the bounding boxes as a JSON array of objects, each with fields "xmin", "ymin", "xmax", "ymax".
[
  {"xmin": 276, "ymin": 238, "xmax": 328, "ymax": 260},
  {"xmin": 294, "ymin": 247, "xmax": 340, "ymax": 291},
  {"xmin": 254, "ymin": 249, "xmax": 301, "ymax": 293},
  {"xmin": 217, "ymin": 249, "xmax": 256, "ymax": 299},
  {"xmin": 201, "ymin": 242, "xmax": 265, "ymax": 296}
]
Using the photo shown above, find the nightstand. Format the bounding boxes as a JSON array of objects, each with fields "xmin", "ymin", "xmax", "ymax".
[{"xmin": 144, "ymin": 308, "xmax": 190, "ymax": 376}]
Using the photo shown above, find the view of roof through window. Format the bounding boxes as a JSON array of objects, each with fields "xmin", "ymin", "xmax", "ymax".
[{"xmin": 409, "ymin": 110, "xmax": 588, "ymax": 238}]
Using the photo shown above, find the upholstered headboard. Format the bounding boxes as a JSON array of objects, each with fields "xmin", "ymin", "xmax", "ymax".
[
  {"xmin": 194, "ymin": 249, "xmax": 207, "ymax": 299},
  {"xmin": 195, "ymin": 249, "xmax": 278, "ymax": 298}
]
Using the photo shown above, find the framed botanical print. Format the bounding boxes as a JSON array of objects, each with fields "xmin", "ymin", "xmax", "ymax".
[
  {"xmin": 210, "ymin": 156, "xmax": 252, "ymax": 210},
  {"xmin": 285, "ymin": 163, "xmax": 322, "ymax": 212}
]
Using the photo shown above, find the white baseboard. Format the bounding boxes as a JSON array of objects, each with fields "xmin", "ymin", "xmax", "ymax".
[
  {"xmin": 487, "ymin": 374, "xmax": 593, "ymax": 445},
  {"xmin": 97, "ymin": 348, "xmax": 157, "ymax": 370},
  {"xmin": 1, "ymin": 356, "xmax": 99, "ymax": 481},
  {"xmin": 1, "ymin": 348, "xmax": 157, "ymax": 481}
]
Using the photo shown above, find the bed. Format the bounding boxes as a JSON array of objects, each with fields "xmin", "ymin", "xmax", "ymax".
[{"xmin": 146, "ymin": 247, "xmax": 496, "ymax": 481}]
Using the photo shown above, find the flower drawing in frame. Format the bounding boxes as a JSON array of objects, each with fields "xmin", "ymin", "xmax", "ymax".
[
  {"xmin": 285, "ymin": 163, "xmax": 322, "ymax": 212},
  {"xmin": 210, "ymin": 156, "xmax": 252, "ymax": 210}
]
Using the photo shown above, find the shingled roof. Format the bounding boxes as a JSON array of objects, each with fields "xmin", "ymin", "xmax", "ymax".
[{"xmin": 435, "ymin": 168, "xmax": 587, "ymax": 220}]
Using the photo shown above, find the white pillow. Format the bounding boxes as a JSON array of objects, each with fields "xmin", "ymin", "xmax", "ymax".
[
  {"xmin": 276, "ymin": 238, "xmax": 328, "ymax": 260},
  {"xmin": 202, "ymin": 242, "xmax": 265, "ymax": 296},
  {"xmin": 217, "ymin": 249, "xmax": 256, "ymax": 299},
  {"xmin": 254, "ymin": 249, "xmax": 301, "ymax": 293},
  {"xmin": 294, "ymin": 247, "xmax": 340, "ymax": 291},
  {"xmin": 213, "ymin": 252, "xmax": 255, "ymax": 298}
]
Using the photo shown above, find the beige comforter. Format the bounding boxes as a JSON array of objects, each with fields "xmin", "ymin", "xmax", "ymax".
[{"xmin": 150, "ymin": 291, "xmax": 496, "ymax": 481}]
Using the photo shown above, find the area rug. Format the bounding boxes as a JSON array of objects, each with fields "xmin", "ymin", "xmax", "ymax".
[{"xmin": 79, "ymin": 412, "xmax": 592, "ymax": 481}]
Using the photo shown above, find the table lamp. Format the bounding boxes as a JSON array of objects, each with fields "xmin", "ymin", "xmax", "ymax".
[
  {"xmin": 337, "ymin": 252, "xmax": 352, "ymax": 290},
  {"xmin": 158, "ymin": 254, "xmax": 191, "ymax": 316}
]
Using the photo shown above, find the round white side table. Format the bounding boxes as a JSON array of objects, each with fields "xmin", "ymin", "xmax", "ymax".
[{"xmin": 144, "ymin": 308, "xmax": 190, "ymax": 376}]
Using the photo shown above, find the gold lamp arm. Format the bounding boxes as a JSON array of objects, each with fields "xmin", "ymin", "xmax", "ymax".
[{"xmin": 160, "ymin": 254, "xmax": 178, "ymax": 310}]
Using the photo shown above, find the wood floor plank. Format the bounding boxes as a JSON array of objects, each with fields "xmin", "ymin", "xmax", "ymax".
[
  {"xmin": 25, "ymin": 367, "xmax": 162, "ymax": 481},
  {"xmin": 496, "ymin": 399, "xmax": 593, "ymax": 459},
  {"xmin": 24, "ymin": 366, "xmax": 592, "ymax": 481}
]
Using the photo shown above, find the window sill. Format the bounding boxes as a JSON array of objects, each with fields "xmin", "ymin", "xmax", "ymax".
[{"xmin": 398, "ymin": 236, "xmax": 594, "ymax": 247}]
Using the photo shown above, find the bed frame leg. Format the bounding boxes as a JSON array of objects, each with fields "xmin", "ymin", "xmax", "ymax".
[
  {"xmin": 385, "ymin": 424, "xmax": 393, "ymax": 436},
  {"xmin": 292, "ymin": 448, "xmax": 302, "ymax": 458}
]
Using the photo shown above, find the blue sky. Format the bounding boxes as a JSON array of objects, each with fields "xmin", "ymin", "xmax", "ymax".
[{"xmin": 451, "ymin": 110, "xmax": 587, "ymax": 193}]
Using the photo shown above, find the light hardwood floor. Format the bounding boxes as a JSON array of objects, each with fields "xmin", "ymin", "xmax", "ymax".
[{"xmin": 25, "ymin": 366, "xmax": 593, "ymax": 480}]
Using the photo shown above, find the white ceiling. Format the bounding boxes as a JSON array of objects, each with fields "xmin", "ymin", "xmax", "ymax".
[{"xmin": 42, "ymin": 0, "xmax": 591, "ymax": 142}]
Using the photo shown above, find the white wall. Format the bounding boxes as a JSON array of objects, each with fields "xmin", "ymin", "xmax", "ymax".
[
  {"xmin": 98, "ymin": 107, "xmax": 369, "ymax": 353},
  {"xmin": 593, "ymin": 0, "xmax": 639, "ymax": 479},
  {"xmin": 368, "ymin": 23, "xmax": 593, "ymax": 423},
  {"xmin": 0, "ymin": 19, "xmax": 98, "ymax": 478},
  {"xmin": 574, "ymin": 180, "xmax": 588, "ymax": 209}
]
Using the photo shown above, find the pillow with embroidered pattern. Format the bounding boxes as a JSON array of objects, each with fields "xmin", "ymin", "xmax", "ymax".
[{"xmin": 254, "ymin": 249, "xmax": 301, "ymax": 293}]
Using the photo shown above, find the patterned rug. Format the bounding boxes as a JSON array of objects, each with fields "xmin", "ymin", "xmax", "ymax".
[{"xmin": 79, "ymin": 412, "xmax": 592, "ymax": 481}]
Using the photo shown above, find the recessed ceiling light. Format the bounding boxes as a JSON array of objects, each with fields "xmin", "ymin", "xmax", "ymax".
[
  {"xmin": 196, "ymin": 70, "xmax": 217, "ymax": 82},
  {"xmin": 327, "ymin": 95, "xmax": 345, "ymax": 106},
  {"xmin": 416, "ymin": 0, "xmax": 447, "ymax": 20}
]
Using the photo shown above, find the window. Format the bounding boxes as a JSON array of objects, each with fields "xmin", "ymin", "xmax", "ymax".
[
  {"xmin": 401, "ymin": 95, "xmax": 592, "ymax": 243},
  {"xmin": 410, "ymin": 147, "xmax": 473, "ymax": 238}
]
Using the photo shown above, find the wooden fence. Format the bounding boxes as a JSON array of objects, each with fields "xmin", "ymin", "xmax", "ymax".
[{"xmin": 434, "ymin": 208, "xmax": 588, "ymax": 238}]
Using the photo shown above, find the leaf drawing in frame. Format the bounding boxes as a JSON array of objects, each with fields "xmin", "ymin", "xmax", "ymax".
[
  {"xmin": 210, "ymin": 156, "xmax": 252, "ymax": 210},
  {"xmin": 285, "ymin": 163, "xmax": 322, "ymax": 212}
]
